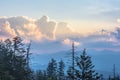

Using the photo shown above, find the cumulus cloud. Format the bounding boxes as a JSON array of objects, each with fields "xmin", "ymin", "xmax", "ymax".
[
  {"xmin": 74, "ymin": 28, "xmax": 120, "ymax": 52},
  {"xmin": 62, "ymin": 38, "xmax": 80, "ymax": 46},
  {"xmin": 111, "ymin": 27, "xmax": 120, "ymax": 40},
  {"xmin": 117, "ymin": 19, "xmax": 120, "ymax": 23},
  {"xmin": 56, "ymin": 22, "xmax": 73, "ymax": 39},
  {"xmin": 1, "ymin": 15, "xmax": 120, "ymax": 53},
  {"xmin": 0, "ymin": 16, "xmax": 59, "ymax": 41},
  {"xmin": 35, "ymin": 16, "xmax": 56, "ymax": 39},
  {"xmin": 0, "ymin": 16, "xmax": 44, "ymax": 41},
  {"xmin": 18, "ymin": 23, "xmax": 43, "ymax": 41},
  {"xmin": 0, "ymin": 16, "xmax": 77, "ymax": 42},
  {"xmin": 62, "ymin": 38, "xmax": 71, "ymax": 45},
  {"xmin": 0, "ymin": 16, "xmax": 30, "ymax": 31},
  {"xmin": 0, "ymin": 21, "xmax": 16, "ymax": 40}
]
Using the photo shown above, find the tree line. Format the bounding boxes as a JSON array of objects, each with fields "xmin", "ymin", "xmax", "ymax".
[{"xmin": 0, "ymin": 37, "xmax": 119, "ymax": 80}]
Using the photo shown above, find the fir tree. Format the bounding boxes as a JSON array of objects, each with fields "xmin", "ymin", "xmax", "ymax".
[
  {"xmin": 43, "ymin": 70, "xmax": 47, "ymax": 80},
  {"xmin": 36, "ymin": 70, "xmax": 44, "ymax": 80},
  {"xmin": 11, "ymin": 37, "xmax": 28, "ymax": 80},
  {"xmin": 75, "ymin": 49, "xmax": 100, "ymax": 80},
  {"xmin": 47, "ymin": 58, "xmax": 57, "ymax": 80},
  {"xmin": 0, "ymin": 40, "xmax": 14, "ymax": 80},
  {"xmin": 58, "ymin": 59, "xmax": 65, "ymax": 80},
  {"xmin": 0, "ymin": 37, "xmax": 33, "ymax": 80},
  {"xmin": 67, "ymin": 66, "xmax": 75, "ymax": 80}
]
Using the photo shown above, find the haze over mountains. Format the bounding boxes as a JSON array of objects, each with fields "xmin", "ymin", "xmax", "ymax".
[
  {"xmin": 1, "ymin": 0, "xmax": 120, "ymax": 79},
  {"xmin": 31, "ymin": 49, "xmax": 120, "ymax": 78},
  {"xmin": 1, "ymin": 16, "xmax": 120, "ymax": 77}
]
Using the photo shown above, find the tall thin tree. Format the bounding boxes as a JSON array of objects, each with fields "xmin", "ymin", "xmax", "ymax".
[
  {"xmin": 58, "ymin": 59, "xmax": 65, "ymax": 80},
  {"xmin": 75, "ymin": 49, "xmax": 100, "ymax": 80},
  {"xmin": 47, "ymin": 58, "xmax": 57, "ymax": 80}
]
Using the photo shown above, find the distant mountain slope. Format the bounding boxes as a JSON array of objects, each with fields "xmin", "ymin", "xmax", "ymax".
[{"xmin": 30, "ymin": 49, "xmax": 120, "ymax": 78}]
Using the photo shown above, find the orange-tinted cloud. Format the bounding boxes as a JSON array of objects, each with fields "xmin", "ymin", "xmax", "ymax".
[{"xmin": 0, "ymin": 16, "xmax": 78, "ymax": 42}]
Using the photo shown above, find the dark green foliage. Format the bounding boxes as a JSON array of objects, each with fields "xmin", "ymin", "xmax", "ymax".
[
  {"xmin": 58, "ymin": 59, "xmax": 65, "ymax": 80},
  {"xmin": 47, "ymin": 58, "xmax": 57, "ymax": 80},
  {"xmin": 67, "ymin": 66, "xmax": 75, "ymax": 80},
  {"xmin": 75, "ymin": 49, "xmax": 100, "ymax": 80},
  {"xmin": 0, "ymin": 36, "xmax": 32, "ymax": 80},
  {"xmin": 35, "ymin": 70, "xmax": 47, "ymax": 80},
  {"xmin": 42, "ymin": 70, "xmax": 47, "ymax": 80},
  {"xmin": 0, "ymin": 40, "xmax": 14, "ymax": 80},
  {"xmin": 0, "ymin": 37, "xmax": 113, "ymax": 80},
  {"xmin": 36, "ymin": 70, "xmax": 43, "ymax": 80}
]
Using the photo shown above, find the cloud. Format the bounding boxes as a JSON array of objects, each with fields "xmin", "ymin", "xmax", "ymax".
[
  {"xmin": 0, "ymin": 16, "xmax": 78, "ymax": 42},
  {"xmin": 111, "ymin": 27, "xmax": 120, "ymax": 40},
  {"xmin": 117, "ymin": 19, "xmax": 120, "ymax": 23},
  {"xmin": 64, "ymin": 28, "xmax": 120, "ymax": 52},
  {"xmin": 0, "ymin": 16, "xmax": 60, "ymax": 41},
  {"xmin": 62, "ymin": 38, "xmax": 80, "ymax": 46},
  {"xmin": 35, "ymin": 16, "xmax": 56, "ymax": 39},
  {"xmin": 55, "ymin": 22, "xmax": 73, "ymax": 39},
  {"xmin": 62, "ymin": 38, "xmax": 71, "ymax": 45},
  {"xmin": 1, "ymin": 15, "xmax": 120, "ymax": 54},
  {"xmin": 0, "ymin": 21, "xmax": 16, "ymax": 40},
  {"xmin": 19, "ymin": 23, "xmax": 43, "ymax": 41},
  {"xmin": 0, "ymin": 16, "xmax": 44, "ymax": 41}
]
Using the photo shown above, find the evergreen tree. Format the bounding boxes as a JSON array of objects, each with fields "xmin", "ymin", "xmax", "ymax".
[
  {"xmin": 43, "ymin": 70, "xmax": 47, "ymax": 80},
  {"xmin": 24, "ymin": 42, "xmax": 33, "ymax": 80},
  {"xmin": 67, "ymin": 66, "xmax": 74, "ymax": 80},
  {"xmin": 0, "ymin": 40, "xmax": 14, "ymax": 80},
  {"xmin": 47, "ymin": 58, "xmax": 57, "ymax": 80},
  {"xmin": 11, "ymin": 36, "xmax": 29, "ymax": 80},
  {"xmin": 35, "ymin": 70, "xmax": 48, "ymax": 80},
  {"xmin": 58, "ymin": 59, "xmax": 65, "ymax": 80},
  {"xmin": 0, "ymin": 37, "xmax": 33, "ymax": 80},
  {"xmin": 75, "ymin": 49, "xmax": 100, "ymax": 80},
  {"xmin": 36, "ymin": 70, "xmax": 44, "ymax": 80}
]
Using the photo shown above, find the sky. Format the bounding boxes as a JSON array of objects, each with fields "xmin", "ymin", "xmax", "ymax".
[
  {"xmin": 0, "ymin": 0, "xmax": 120, "ymax": 34},
  {"xmin": 1, "ymin": 0, "xmax": 120, "ymax": 74}
]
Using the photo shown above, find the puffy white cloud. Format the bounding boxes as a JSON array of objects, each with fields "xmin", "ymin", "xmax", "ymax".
[
  {"xmin": 0, "ymin": 16, "xmax": 44, "ymax": 41},
  {"xmin": 2, "ymin": 16, "xmax": 120, "ymax": 55},
  {"xmin": 55, "ymin": 22, "xmax": 73, "ymax": 39},
  {"xmin": 117, "ymin": 19, "xmax": 120, "ymax": 23},
  {"xmin": 0, "ymin": 21, "xmax": 16, "ymax": 40},
  {"xmin": 62, "ymin": 38, "xmax": 80, "ymax": 46},
  {"xmin": 0, "ymin": 16, "xmax": 58, "ymax": 41},
  {"xmin": 74, "ymin": 41, "xmax": 80, "ymax": 46},
  {"xmin": 111, "ymin": 27, "xmax": 120, "ymax": 40},
  {"xmin": 18, "ymin": 23, "xmax": 43, "ymax": 41},
  {"xmin": 62, "ymin": 38, "xmax": 71, "ymax": 45},
  {"xmin": 1, "ymin": 15, "xmax": 120, "ymax": 53},
  {"xmin": 35, "ymin": 16, "xmax": 56, "ymax": 40},
  {"xmin": 0, "ymin": 16, "xmax": 78, "ymax": 42}
]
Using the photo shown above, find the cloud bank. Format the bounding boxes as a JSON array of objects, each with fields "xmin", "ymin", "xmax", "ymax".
[
  {"xmin": 0, "ymin": 16, "xmax": 120, "ymax": 53},
  {"xmin": 0, "ymin": 16, "xmax": 76, "ymax": 42}
]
